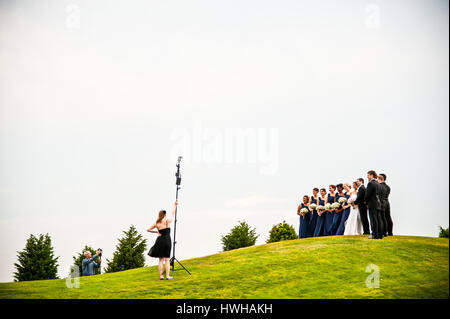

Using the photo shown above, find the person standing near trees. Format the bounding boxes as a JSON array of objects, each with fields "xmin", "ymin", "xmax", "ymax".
[{"xmin": 82, "ymin": 249, "xmax": 102, "ymax": 276}]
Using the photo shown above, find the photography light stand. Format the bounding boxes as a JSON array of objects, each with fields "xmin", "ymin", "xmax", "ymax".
[
  {"xmin": 170, "ymin": 156, "xmax": 191, "ymax": 275},
  {"xmin": 97, "ymin": 249, "xmax": 102, "ymax": 275}
]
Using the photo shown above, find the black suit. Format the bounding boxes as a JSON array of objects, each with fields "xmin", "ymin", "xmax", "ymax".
[
  {"xmin": 380, "ymin": 182, "xmax": 393, "ymax": 235},
  {"xmin": 365, "ymin": 179, "xmax": 384, "ymax": 239},
  {"xmin": 354, "ymin": 185, "xmax": 370, "ymax": 234},
  {"xmin": 378, "ymin": 182, "xmax": 388, "ymax": 236}
]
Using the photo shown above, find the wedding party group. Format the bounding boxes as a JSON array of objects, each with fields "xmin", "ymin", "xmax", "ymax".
[{"xmin": 297, "ymin": 170, "xmax": 393, "ymax": 239}]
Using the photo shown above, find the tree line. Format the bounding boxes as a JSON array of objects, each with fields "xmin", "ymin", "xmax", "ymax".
[{"xmin": 14, "ymin": 225, "xmax": 146, "ymax": 281}]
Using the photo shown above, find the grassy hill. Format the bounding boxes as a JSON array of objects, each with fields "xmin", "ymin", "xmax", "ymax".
[{"xmin": 0, "ymin": 235, "xmax": 448, "ymax": 299}]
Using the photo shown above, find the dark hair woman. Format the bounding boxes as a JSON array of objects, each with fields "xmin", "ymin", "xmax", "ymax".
[
  {"xmin": 323, "ymin": 185, "xmax": 336, "ymax": 235},
  {"xmin": 307, "ymin": 188, "xmax": 320, "ymax": 237},
  {"xmin": 297, "ymin": 195, "xmax": 310, "ymax": 238},
  {"xmin": 331, "ymin": 184, "xmax": 346, "ymax": 234},
  {"xmin": 313, "ymin": 188, "xmax": 328, "ymax": 237},
  {"xmin": 147, "ymin": 201, "xmax": 177, "ymax": 280}
]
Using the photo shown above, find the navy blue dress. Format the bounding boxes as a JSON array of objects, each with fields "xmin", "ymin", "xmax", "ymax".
[
  {"xmin": 331, "ymin": 193, "xmax": 344, "ymax": 235},
  {"xmin": 307, "ymin": 196, "xmax": 319, "ymax": 237},
  {"xmin": 324, "ymin": 194, "xmax": 335, "ymax": 235},
  {"xmin": 336, "ymin": 193, "xmax": 351, "ymax": 235},
  {"xmin": 298, "ymin": 203, "xmax": 310, "ymax": 238},
  {"xmin": 313, "ymin": 197, "xmax": 326, "ymax": 237}
]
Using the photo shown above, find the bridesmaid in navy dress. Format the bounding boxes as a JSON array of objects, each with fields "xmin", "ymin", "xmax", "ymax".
[
  {"xmin": 297, "ymin": 195, "xmax": 310, "ymax": 238},
  {"xmin": 336, "ymin": 183, "xmax": 352, "ymax": 235},
  {"xmin": 307, "ymin": 188, "xmax": 320, "ymax": 237},
  {"xmin": 331, "ymin": 184, "xmax": 345, "ymax": 235},
  {"xmin": 313, "ymin": 188, "xmax": 327, "ymax": 237},
  {"xmin": 324, "ymin": 185, "xmax": 337, "ymax": 235}
]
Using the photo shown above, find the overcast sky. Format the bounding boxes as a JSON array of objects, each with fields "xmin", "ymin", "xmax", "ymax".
[{"xmin": 0, "ymin": 0, "xmax": 448, "ymax": 283}]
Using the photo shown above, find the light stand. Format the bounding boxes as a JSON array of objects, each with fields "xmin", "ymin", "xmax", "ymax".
[
  {"xmin": 170, "ymin": 156, "xmax": 191, "ymax": 275},
  {"xmin": 97, "ymin": 249, "xmax": 102, "ymax": 275}
]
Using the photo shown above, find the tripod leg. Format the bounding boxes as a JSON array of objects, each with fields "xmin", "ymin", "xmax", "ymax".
[
  {"xmin": 175, "ymin": 258, "xmax": 190, "ymax": 275},
  {"xmin": 173, "ymin": 257, "xmax": 191, "ymax": 275}
]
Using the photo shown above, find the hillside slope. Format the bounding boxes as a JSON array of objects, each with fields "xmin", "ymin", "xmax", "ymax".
[{"xmin": 0, "ymin": 236, "xmax": 448, "ymax": 299}]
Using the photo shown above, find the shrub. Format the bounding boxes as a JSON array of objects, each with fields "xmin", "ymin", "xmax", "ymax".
[
  {"xmin": 105, "ymin": 225, "xmax": 147, "ymax": 273},
  {"xmin": 221, "ymin": 221, "xmax": 259, "ymax": 251},
  {"xmin": 267, "ymin": 221, "xmax": 299, "ymax": 243},
  {"xmin": 14, "ymin": 234, "xmax": 59, "ymax": 282},
  {"xmin": 439, "ymin": 226, "xmax": 449, "ymax": 238},
  {"xmin": 72, "ymin": 245, "xmax": 101, "ymax": 276}
]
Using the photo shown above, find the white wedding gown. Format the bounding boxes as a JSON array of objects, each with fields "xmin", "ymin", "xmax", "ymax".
[{"xmin": 344, "ymin": 194, "xmax": 363, "ymax": 235}]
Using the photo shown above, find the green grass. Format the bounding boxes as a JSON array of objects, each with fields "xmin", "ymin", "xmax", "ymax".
[{"xmin": 0, "ymin": 235, "xmax": 448, "ymax": 299}]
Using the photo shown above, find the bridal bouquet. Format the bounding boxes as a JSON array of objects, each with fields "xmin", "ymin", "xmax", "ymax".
[
  {"xmin": 300, "ymin": 208, "xmax": 309, "ymax": 215},
  {"xmin": 338, "ymin": 197, "xmax": 347, "ymax": 204},
  {"xmin": 331, "ymin": 202, "xmax": 341, "ymax": 210},
  {"xmin": 309, "ymin": 203, "xmax": 317, "ymax": 210},
  {"xmin": 316, "ymin": 205, "xmax": 326, "ymax": 216},
  {"xmin": 324, "ymin": 203, "xmax": 332, "ymax": 211}
]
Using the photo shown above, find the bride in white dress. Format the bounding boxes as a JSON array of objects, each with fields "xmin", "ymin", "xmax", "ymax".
[{"xmin": 344, "ymin": 181, "xmax": 363, "ymax": 235}]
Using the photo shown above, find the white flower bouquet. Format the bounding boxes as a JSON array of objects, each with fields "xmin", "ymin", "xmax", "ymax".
[
  {"xmin": 316, "ymin": 205, "xmax": 326, "ymax": 216},
  {"xmin": 324, "ymin": 203, "xmax": 332, "ymax": 211},
  {"xmin": 338, "ymin": 197, "xmax": 347, "ymax": 204},
  {"xmin": 331, "ymin": 202, "xmax": 341, "ymax": 210},
  {"xmin": 309, "ymin": 203, "xmax": 317, "ymax": 210},
  {"xmin": 300, "ymin": 208, "xmax": 309, "ymax": 215}
]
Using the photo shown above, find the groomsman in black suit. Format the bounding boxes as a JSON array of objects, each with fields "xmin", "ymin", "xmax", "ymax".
[
  {"xmin": 354, "ymin": 178, "xmax": 370, "ymax": 235},
  {"xmin": 378, "ymin": 173, "xmax": 393, "ymax": 236},
  {"xmin": 365, "ymin": 170, "xmax": 384, "ymax": 239}
]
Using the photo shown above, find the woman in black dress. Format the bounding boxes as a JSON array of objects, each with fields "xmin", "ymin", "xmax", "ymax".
[{"xmin": 147, "ymin": 201, "xmax": 177, "ymax": 280}]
